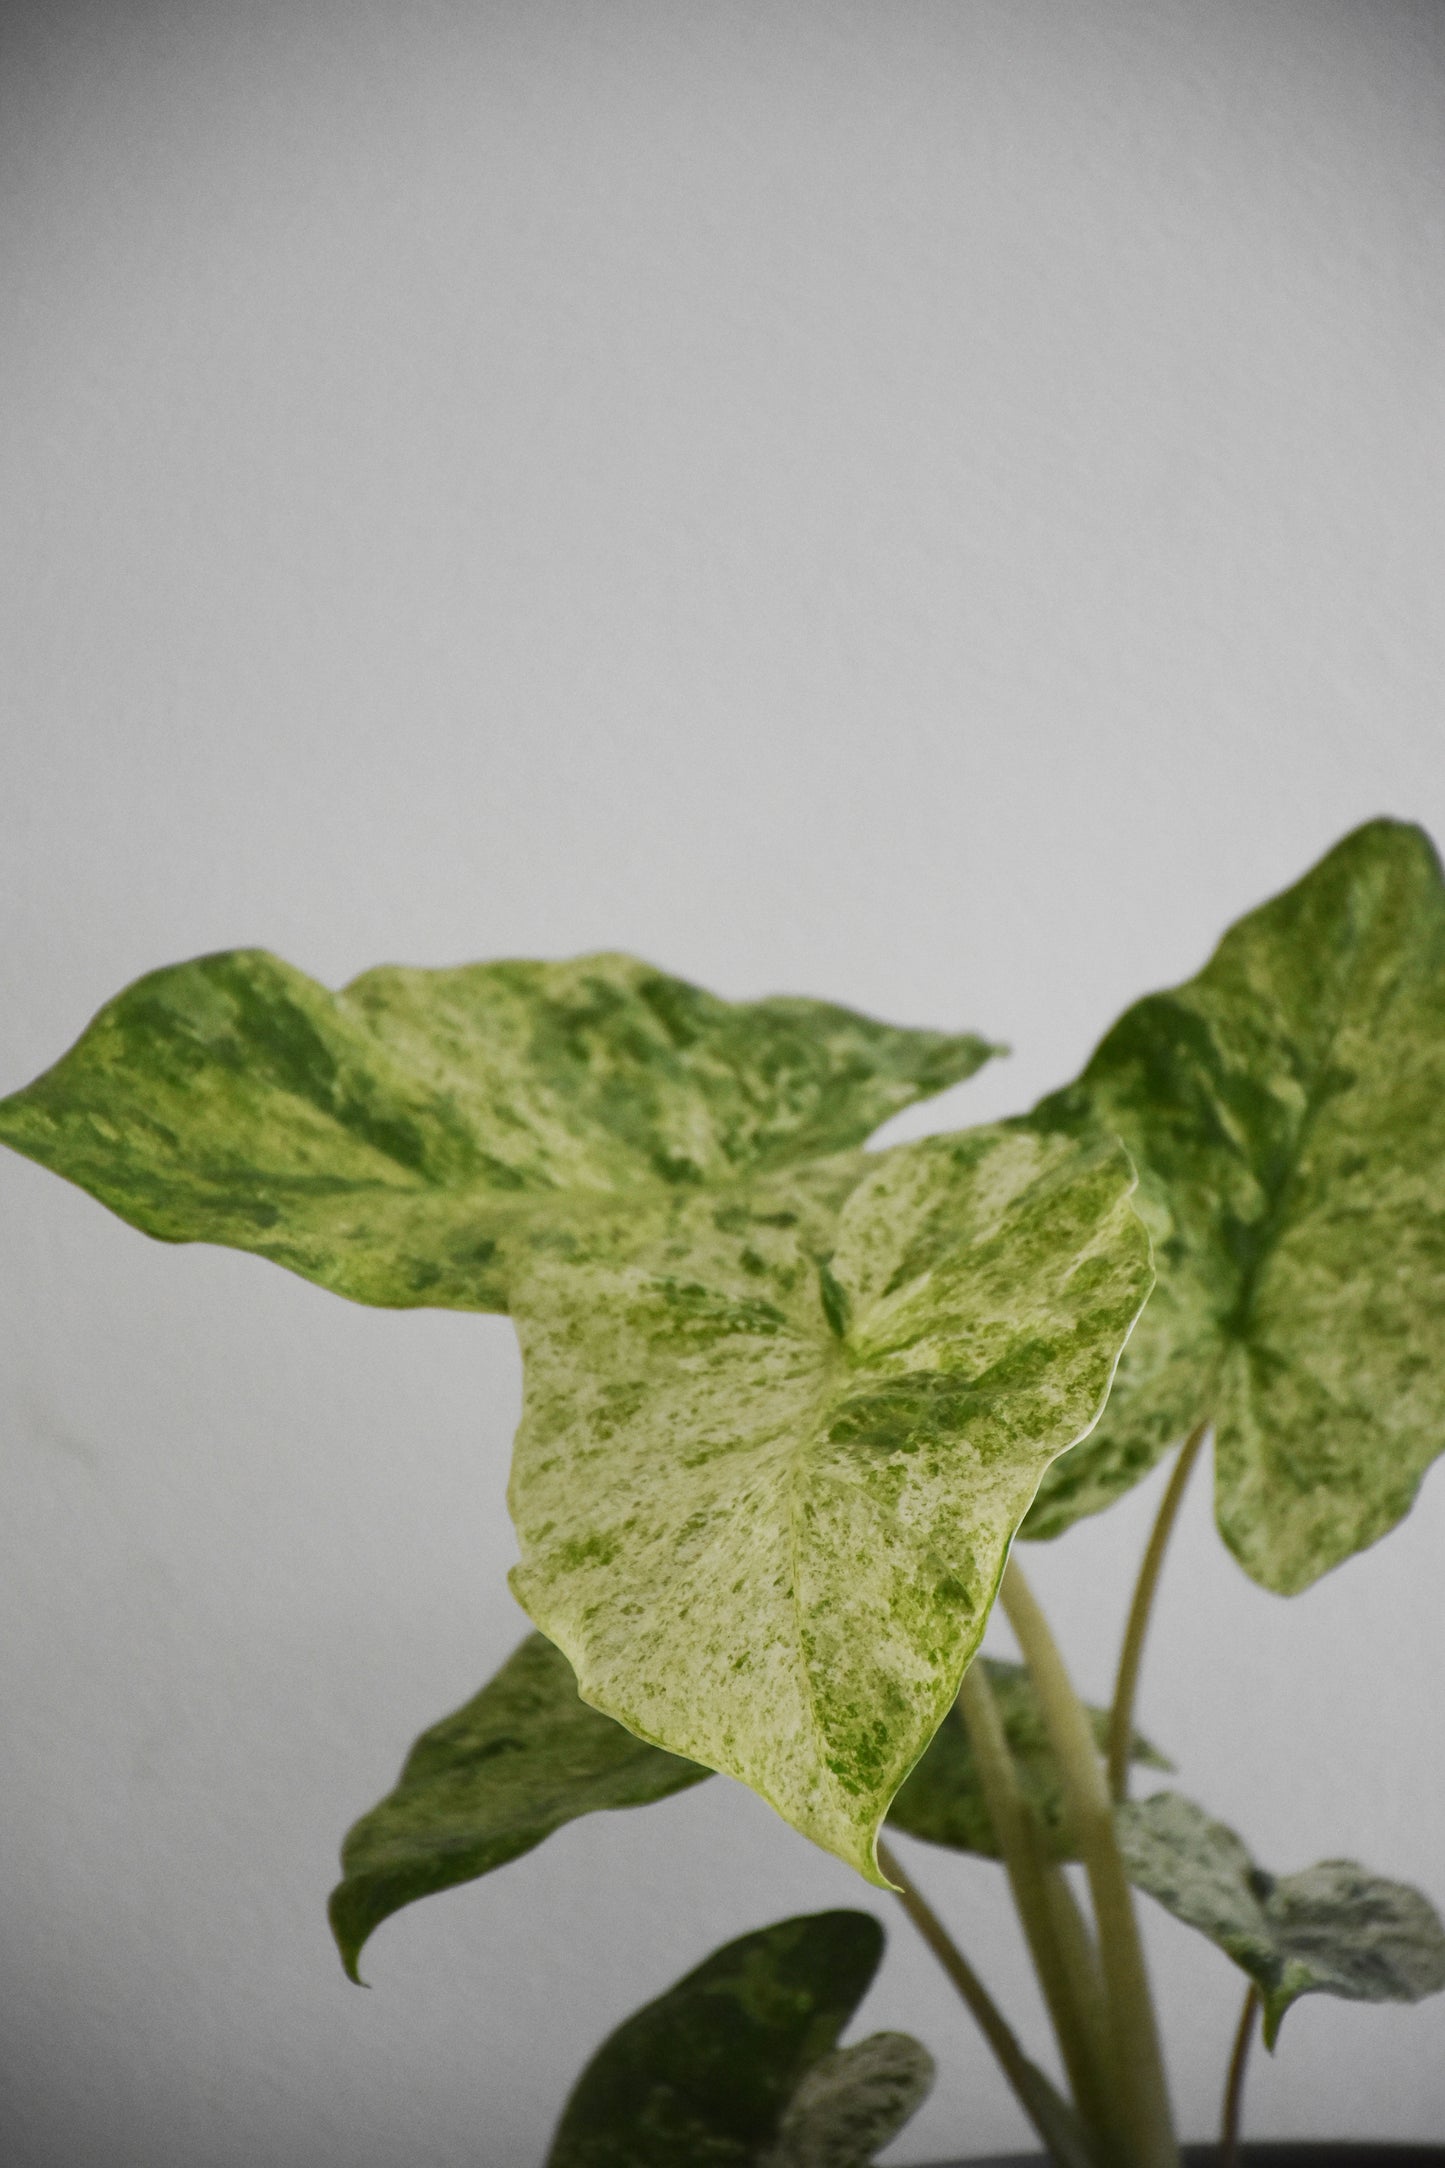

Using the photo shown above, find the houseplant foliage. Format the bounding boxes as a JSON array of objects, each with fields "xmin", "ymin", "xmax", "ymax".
[{"xmin": 3, "ymin": 819, "xmax": 1444, "ymax": 2166}]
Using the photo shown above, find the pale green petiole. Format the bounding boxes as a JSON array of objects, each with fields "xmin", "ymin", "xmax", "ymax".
[
  {"xmin": 877, "ymin": 1838, "xmax": 1098, "ymax": 2168},
  {"xmin": 1107, "ymin": 1423, "xmax": 1209, "ymax": 1802},
  {"xmin": 957, "ymin": 1660, "xmax": 1115, "ymax": 2146},
  {"xmin": 1001, "ymin": 1558, "xmax": 1179, "ymax": 2168},
  {"xmin": 1220, "ymin": 1984, "xmax": 1260, "ymax": 2168}
]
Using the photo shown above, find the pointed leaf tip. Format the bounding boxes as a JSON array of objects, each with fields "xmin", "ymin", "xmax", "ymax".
[{"xmin": 327, "ymin": 1632, "xmax": 708, "ymax": 1980}]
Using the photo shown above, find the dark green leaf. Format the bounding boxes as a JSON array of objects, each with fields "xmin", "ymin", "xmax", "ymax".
[
  {"xmin": 1117, "ymin": 1790, "xmax": 1445, "ymax": 2047},
  {"xmin": 328, "ymin": 1632, "xmax": 708, "ymax": 1982},
  {"xmin": 543, "ymin": 1911, "xmax": 895, "ymax": 2168},
  {"xmin": 1021, "ymin": 820, "xmax": 1445, "ymax": 1591},
  {"xmin": 888, "ymin": 1658, "xmax": 1167, "ymax": 1859},
  {"xmin": 0, "ymin": 949, "xmax": 998, "ymax": 1314}
]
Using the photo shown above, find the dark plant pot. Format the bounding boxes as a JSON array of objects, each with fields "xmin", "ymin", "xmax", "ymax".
[{"xmin": 925, "ymin": 2148, "xmax": 1445, "ymax": 2168}]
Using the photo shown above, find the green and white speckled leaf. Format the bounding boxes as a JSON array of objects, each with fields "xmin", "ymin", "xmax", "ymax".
[
  {"xmin": 1117, "ymin": 1791, "xmax": 1445, "ymax": 2048},
  {"xmin": 543, "ymin": 1911, "xmax": 899, "ymax": 2168},
  {"xmin": 762, "ymin": 2032, "xmax": 935, "ymax": 2168},
  {"xmin": 888, "ymin": 1658, "xmax": 1168, "ymax": 1861},
  {"xmin": 1020, "ymin": 820, "xmax": 1445, "ymax": 1592},
  {"xmin": 327, "ymin": 1632, "xmax": 708, "ymax": 1982},
  {"xmin": 0, "ymin": 948, "xmax": 997, "ymax": 1314},
  {"xmin": 509, "ymin": 1124, "xmax": 1152, "ymax": 1879}
]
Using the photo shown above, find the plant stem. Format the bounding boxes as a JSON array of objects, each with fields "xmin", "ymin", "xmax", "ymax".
[
  {"xmin": 1000, "ymin": 1558, "xmax": 1178, "ymax": 2168},
  {"xmin": 1108, "ymin": 1423, "xmax": 1209, "ymax": 1801},
  {"xmin": 1220, "ymin": 1986, "xmax": 1259, "ymax": 2168},
  {"xmin": 876, "ymin": 1836, "xmax": 1095, "ymax": 2168},
  {"xmin": 957, "ymin": 1663, "xmax": 1115, "ymax": 2140},
  {"xmin": 1039, "ymin": 1864, "xmax": 1116, "ymax": 2120},
  {"xmin": 875, "ymin": 1835, "xmax": 1035, "ymax": 2095}
]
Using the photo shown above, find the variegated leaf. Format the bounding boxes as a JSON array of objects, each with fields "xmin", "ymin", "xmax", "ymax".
[
  {"xmin": 0, "ymin": 949, "xmax": 997, "ymax": 1314},
  {"xmin": 327, "ymin": 1632, "xmax": 708, "ymax": 1982},
  {"xmin": 763, "ymin": 2031, "xmax": 935, "ymax": 2168},
  {"xmin": 1117, "ymin": 1791, "xmax": 1445, "ymax": 2047},
  {"xmin": 543, "ymin": 1911, "xmax": 895, "ymax": 2168},
  {"xmin": 509, "ymin": 1124, "xmax": 1152, "ymax": 1878},
  {"xmin": 1021, "ymin": 819, "xmax": 1445, "ymax": 1592}
]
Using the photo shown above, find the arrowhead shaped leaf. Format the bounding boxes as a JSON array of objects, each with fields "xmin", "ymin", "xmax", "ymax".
[
  {"xmin": 508, "ymin": 1124, "xmax": 1152, "ymax": 1878},
  {"xmin": 0, "ymin": 949, "xmax": 998, "ymax": 1314},
  {"xmin": 327, "ymin": 1631, "xmax": 709, "ymax": 1982},
  {"xmin": 762, "ymin": 2031, "xmax": 935, "ymax": 2168},
  {"xmin": 543, "ymin": 1910, "xmax": 894, "ymax": 2168},
  {"xmin": 1117, "ymin": 1790, "xmax": 1445, "ymax": 2047},
  {"xmin": 887, "ymin": 1657, "xmax": 1168, "ymax": 1860},
  {"xmin": 1020, "ymin": 820, "xmax": 1445, "ymax": 1591}
]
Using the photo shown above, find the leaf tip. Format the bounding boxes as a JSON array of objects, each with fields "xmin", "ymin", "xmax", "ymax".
[
  {"xmin": 327, "ymin": 1886, "xmax": 373, "ymax": 1988},
  {"xmin": 866, "ymin": 1829, "xmax": 902, "ymax": 1894}
]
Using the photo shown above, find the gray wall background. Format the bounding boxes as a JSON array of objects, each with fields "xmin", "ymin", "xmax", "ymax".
[{"xmin": 2, "ymin": 4, "xmax": 1444, "ymax": 2162}]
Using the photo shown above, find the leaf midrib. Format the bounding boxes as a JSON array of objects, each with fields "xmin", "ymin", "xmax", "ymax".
[{"xmin": 783, "ymin": 1308, "xmax": 854, "ymax": 1831}]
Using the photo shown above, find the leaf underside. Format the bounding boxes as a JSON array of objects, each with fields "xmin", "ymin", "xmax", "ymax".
[
  {"xmin": 1021, "ymin": 818, "xmax": 1445, "ymax": 1593},
  {"xmin": 1117, "ymin": 1790, "xmax": 1445, "ymax": 2047},
  {"xmin": 508, "ymin": 1123, "xmax": 1152, "ymax": 1878},
  {"xmin": 0, "ymin": 948, "xmax": 998, "ymax": 1314},
  {"xmin": 543, "ymin": 1910, "xmax": 924, "ymax": 2168}
]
